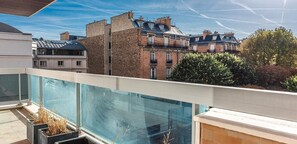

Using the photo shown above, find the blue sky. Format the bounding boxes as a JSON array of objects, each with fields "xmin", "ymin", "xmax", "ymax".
[{"xmin": 0, "ymin": 0, "xmax": 296, "ymax": 39}]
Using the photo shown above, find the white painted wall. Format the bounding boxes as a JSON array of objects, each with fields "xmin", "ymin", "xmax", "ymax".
[
  {"xmin": 33, "ymin": 54, "xmax": 87, "ymax": 73},
  {"xmin": 0, "ymin": 32, "xmax": 32, "ymax": 68}
]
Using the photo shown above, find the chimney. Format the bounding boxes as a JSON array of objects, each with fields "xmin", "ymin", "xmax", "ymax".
[
  {"xmin": 155, "ymin": 16, "xmax": 171, "ymax": 29},
  {"xmin": 203, "ymin": 30, "xmax": 212, "ymax": 40},
  {"xmin": 60, "ymin": 31, "xmax": 69, "ymax": 41}
]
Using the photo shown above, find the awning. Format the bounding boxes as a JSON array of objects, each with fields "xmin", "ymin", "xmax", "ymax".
[{"xmin": 0, "ymin": 0, "xmax": 56, "ymax": 17}]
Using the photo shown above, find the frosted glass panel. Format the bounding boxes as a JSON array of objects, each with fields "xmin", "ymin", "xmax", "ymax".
[
  {"xmin": 0, "ymin": 75, "xmax": 19, "ymax": 102},
  {"xmin": 43, "ymin": 77, "xmax": 76, "ymax": 123},
  {"xmin": 21, "ymin": 74, "xmax": 28, "ymax": 100},
  {"xmin": 81, "ymin": 84, "xmax": 192, "ymax": 144},
  {"xmin": 30, "ymin": 75, "xmax": 39, "ymax": 105}
]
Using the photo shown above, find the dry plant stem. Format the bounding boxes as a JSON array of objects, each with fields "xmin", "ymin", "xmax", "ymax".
[
  {"xmin": 47, "ymin": 117, "xmax": 68, "ymax": 136},
  {"xmin": 33, "ymin": 108, "xmax": 49, "ymax": 124},
  {"xmin": 163, "ymin": 129, "xmax": 174, "ymax": 144}
]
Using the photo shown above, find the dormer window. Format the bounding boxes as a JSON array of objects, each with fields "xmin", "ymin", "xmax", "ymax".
[
  {"xmin": 213, "ymin": 35, "xmax": 217, "ymax": 41},
  {"xmin": 137, "ymin": 21, "xmax": 143, "ymax": 27},
  {"xmin": 195, "ymin": 37, "xmax": 199, "ymax": 42},
  {"xmin": 148, "ymin": 23, "xmax": 154, "ymax": 30},
  {"xmin": 159, "ymin": 24, "xmax": 165, "ymax": 31}
]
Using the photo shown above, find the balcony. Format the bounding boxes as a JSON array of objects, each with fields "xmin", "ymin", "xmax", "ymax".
[
  {"xmin": 0, "ymin": 68, "xmax": 297, "ymax": 144},
  {"xmin": 166, "ymin": 59, "xmax": 173, "ymax": 66},
  {"xmin": 147, "ymin": 43, "xmax": 189, "ymax": 49},
  {"xmin": 150, "ymin": 59, "xmax": 158, "ymax": 65}
]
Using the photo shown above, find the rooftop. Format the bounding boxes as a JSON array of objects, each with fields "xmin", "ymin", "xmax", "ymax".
[
  {"xmin": 0, "ymin": 22, "xmax": 23, "ymax": 33},
  {"xmin": 33, "ymin": 38, "xmax": 86, "ymax": 50}
]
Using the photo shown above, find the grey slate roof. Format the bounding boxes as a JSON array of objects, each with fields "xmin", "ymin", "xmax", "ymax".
[
  {"xmin": 33, "ymin": 38, "xmax": 86, "ymax": 50},
  {"xmin": 133, "ymin": 19, "xmax": 185, "ymax": 36},
  {"xmin": 190, "ymin": 33, "xmax": 239, "ymax": 45},
  {"xmin": 0, "ymin": 22, "xmax": 22, "ymax": 33}
]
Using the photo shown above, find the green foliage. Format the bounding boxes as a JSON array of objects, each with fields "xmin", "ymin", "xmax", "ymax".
[
  {"xmin": 283, "ymin": 75, "xmax": 297, "ymax": 92},
  {"xmin": 240, "ymin": 27, "xmax": 297, "ymax": 68},
  {"xmin": 170, "ymin": 53, "xmax": 234, "ymax": 86},
  {"xmin": 256, "ymin": 65, "xmax": 291, "ymax": 87},
  {"xmin": 214, "ymin": 53, "xmax": 256, "ymax": 86}
]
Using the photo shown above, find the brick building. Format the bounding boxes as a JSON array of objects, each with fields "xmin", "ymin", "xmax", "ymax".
[
  {"xmin": 190, "ymin": 30, "xmax": 240, "ymax": 53},
  {"xmin": 79, "ymin": 11, "xmax": 189, "ymax": 80}
]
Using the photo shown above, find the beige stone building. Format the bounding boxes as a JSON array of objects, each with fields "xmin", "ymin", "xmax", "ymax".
[
  {"xmin": 79, "ymin": 11, "xmax": 189, "ymax": 80},
  {"xmin": 32, "ymin": 38, "xmax": 88, "ymax": 73}
]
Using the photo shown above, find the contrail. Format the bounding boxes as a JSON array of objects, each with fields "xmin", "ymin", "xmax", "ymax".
[
  {"xmin": 65, "ymin": 0, "xmax": 117, "ymax": 15},
  {"xmin": 180, "ymin": 0, "xmax": 250, "ymax": 35},
  {"xmin": 230, "ymin": 0, "xmax": 282, "ymax": 26},
  {"xmin": 215, "ymin": 21, "xmax": 250, "ymax": 35},
  {"xmin": 281, "ymin": 0, "xmax": 287, "ymax": 24}
]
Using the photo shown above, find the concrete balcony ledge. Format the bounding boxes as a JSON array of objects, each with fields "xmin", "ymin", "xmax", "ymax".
[{"xmin": 194, "ymin": 108, "xmax": 297, "ymax": 144}]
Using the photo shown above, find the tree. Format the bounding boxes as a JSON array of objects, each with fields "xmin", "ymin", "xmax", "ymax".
[
  {"xmin": 240, "ymin": 27, "xmax": 297, "ymax": 68},
  {"xmin": 170, "ymin": 54, "xmax": 234, "ymax": 86},
  {"xmin": 214, "ymin": 53, "xmax": 256, "ymax": 86}
]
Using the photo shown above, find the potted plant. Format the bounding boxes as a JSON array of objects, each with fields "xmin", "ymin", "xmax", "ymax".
[
  {"xmin": 27, "ymin": 108, "xmax": 49, "ymax": 144},
  {"xmin": 38, "ymin": 117, "xmax": 79, "ymax": 144},
  {"xmin": 55, "ymin": 136, "xmax": 97, "ymax": 144}
]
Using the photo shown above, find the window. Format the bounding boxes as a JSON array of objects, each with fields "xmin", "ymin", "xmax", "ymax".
[
  {"xmin": 150, "ymin": 51, "xmax": 155, "ymax": 60},
  {"xmin": 193, "ymin": 45, "xmax": 197, "ymax": 51},
  {"xmin": 40, "ymin": 61, "xmax": 47, "ymax": 67},
  {"xmin": 181, "ymin": 39, "xmax": 186, "ymax": 47},
  {"xmin": 150, "ymin": 67, "xmax": 157, "ymax": 79},
  {"xmin": 195, "ymin": 37, "xmax": 199, "ymax": 41},
  {"xmin": 166, "ymin": 52, "xmax": 171, "ymax": 61},
  {"xmin": 148, "ymin": 35, "xmax": 154, "ymax": 45},
  {"xmin": 33, "ymin": 61, "xmax": 37, "ymax": 67},
  {"xmin": 213, "ymin": 35, "xmax": 217, "ymax": 41},
  {"xmin": 109, "ymin": 70, "xmax": 112, "ymax": 75},
  {"xmin": 58, "ymin": 61, "xmax": 64, "ymax": 66},
  {"xmin": 166, "ymin": 68, "xmax": 171, "ymax": 79},
  {"xmin": 76, "ymin": 61, "xmax": 82, "ymax": 66},
  {"xmin": 224, "ymin": 44, "xmax": 228, "ymax": 50},
  {"xmin": 109, "ymin": 42, "xmax": 111, "ymax": 49},
  {"xmin": 210, "ymin": 44, "xmax": 215, "ymax": 52},
  {"xmin": 109, "ymin": 56, "xmax": 111, "ymax": 63},
  {"xmin": 164, "ymin": 37, "xmax": 169, "ymax": 47},
  {"xmin": 76, "ymin": 71, "xmax": 82, "ymax": 73}
]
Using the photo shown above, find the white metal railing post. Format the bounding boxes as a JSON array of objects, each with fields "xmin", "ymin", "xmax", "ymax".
[
  {"xmin": 18, "ymin": 74, "xmax": 22, "ymax": 105},
  {"xmin": 76, "ymin": 83, "xmax": 81, "ymax": 133},
  {"xmin": 192, "ymin": 103, "xmax": 197, "ymax": 144},
  {"xmin": 39, "ymin": 76, "xmax": 43, "ymax": 107},
  {"xmin": 27, "ymin": 74, "xmax": 32, "ymax": 105}
]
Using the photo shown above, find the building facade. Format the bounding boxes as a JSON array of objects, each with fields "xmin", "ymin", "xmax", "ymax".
[
  {"xmin": 79, "ymin": 12, "xmax": 189, "ymax": 80},
  {"xmin": 190, "ymin": 30, "xmax": 240, "ymax": 53},
  {"xmin": 0, "ymin": 22, "xmax": 32, "ymax": 68},
  {"xmin": 32, "ymin": 38, "xmax": 88, "ymax": 73}
]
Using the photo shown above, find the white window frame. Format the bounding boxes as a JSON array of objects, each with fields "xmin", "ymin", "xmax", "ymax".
[
  {"xmin": 166, "ymin": 52, "xmax": 171, "ymax": 61},
  {"xmin": 150, "ymin": 67, "xmax": 157, "ymax": 79},
  {"xmin": 150, "ymin": 51, "xmax": 155, "ymax": 61},
  {"xmin": 148, "ymin": 35, "xmax": 154, "ymax": 45},
  {"xmin": 210, "ymin": 44, "xmax": 215, "ymax": 52},
  {"xmin": 166, "ymin": 68, "xmax": 171, "ymax": 79},
  {"xmin": 164, "ymin": 37, "xmax": 169, "ymax": 47}
]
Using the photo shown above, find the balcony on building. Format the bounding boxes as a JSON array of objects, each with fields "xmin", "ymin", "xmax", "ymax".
[
  {"xmin": 150, "ymin": 59, "xmax": 158, "ymax": 64},
  {"xmin": 1, "ymin": 68, "xmax": 297, "ymax": 144}
]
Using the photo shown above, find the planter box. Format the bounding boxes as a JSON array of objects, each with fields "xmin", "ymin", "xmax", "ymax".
[
  {"xmin": 55, "ymin": 136, "xmax": 97, "ymax": 144},
  {"xmin": 38, "ymin": 128, "xmax": 79, "ymax": 144},
  {"xmin": 27, "ymin": 119, "xmax": 48, "ymax": 144}
]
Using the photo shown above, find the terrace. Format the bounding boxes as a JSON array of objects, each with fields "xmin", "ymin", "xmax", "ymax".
[{"xmin": 0, "ymin": 68, "xmax": 297, "ymax": 144}]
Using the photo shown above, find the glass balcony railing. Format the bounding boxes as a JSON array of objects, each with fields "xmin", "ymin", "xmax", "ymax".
[{"xmin": 1, "ymin": 68, "xmax": 297, "ymax": 144}]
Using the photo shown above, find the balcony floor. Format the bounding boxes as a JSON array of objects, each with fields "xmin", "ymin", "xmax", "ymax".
[{"xmin": 0, "ymin": 109, "xmax": 30, "ymax": 144}]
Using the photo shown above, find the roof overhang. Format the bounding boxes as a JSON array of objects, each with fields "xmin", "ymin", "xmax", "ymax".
[{"xmin": 0, "ymin": 0, "xmax": 56, "ymax": 17}]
